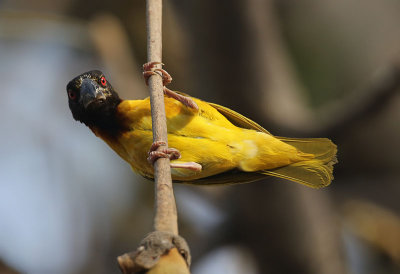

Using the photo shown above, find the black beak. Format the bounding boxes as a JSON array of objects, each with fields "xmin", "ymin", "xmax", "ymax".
[{"xmin": 80, "ymin": 78, "xmax": 106, "ymax": 108}]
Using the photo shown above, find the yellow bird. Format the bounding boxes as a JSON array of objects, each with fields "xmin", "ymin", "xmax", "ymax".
[{"xmin": 66, "ymin": 66, "xmax": 337, "ymax": 188}]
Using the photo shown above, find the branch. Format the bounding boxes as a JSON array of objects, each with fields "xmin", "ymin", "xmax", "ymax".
[
  {"xmin": 117, "ymin": 1, "xmax": 190, "ymax": 273},
  {"xmin": 118, "ymin": 231, "xmax": 191, "ymax": 274},
  {"xmin": 146, "ymin": 0, "xmax": 178, "ymax": 235}
]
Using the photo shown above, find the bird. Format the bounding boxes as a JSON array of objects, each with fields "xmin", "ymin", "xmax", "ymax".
[{"xmin": 66, "ymin": 64, "xmax": 337, "ymax": 188}]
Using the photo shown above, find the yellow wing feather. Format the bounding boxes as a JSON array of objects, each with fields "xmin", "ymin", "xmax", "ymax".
[
  {"xmin": 208, "ymin": 102, "xmax": 271, "ymax": 134},
  {"xmin": 202, "ymin": 101, "xmax": 337, "ymax": 188},
  {"xmin": 106, "ymin": 95, "xmax": 337, "ymax": 188}
]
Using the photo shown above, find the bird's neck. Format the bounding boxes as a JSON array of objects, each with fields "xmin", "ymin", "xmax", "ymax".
[{"xmin": 84, "ymin": 99, "xmax": 124, "ymax": 136}]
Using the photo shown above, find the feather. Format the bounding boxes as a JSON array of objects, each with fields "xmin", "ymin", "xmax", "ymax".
[
  {"xmin": 67, "ymin": 71, "xmax": 337, "ymax": 188},
  {"xmin": 183, "ymin": 102, "xmax": 338, "ymax": 187}
]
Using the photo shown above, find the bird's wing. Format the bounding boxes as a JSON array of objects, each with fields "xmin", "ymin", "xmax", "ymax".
[
  {"xmin": 172, "ymin": 93, "xmax": 336, "ymax": 188},
  {"xmin": 171, "ymin": 93, "xmax": 273, "ymax": 185},
  {"xmin": 208, "ymin": 102, "xmax": 271, "ymax": 134},
  {"xmin": 173, "ymin": 90, "xmax": 269, "ymax": 133}
]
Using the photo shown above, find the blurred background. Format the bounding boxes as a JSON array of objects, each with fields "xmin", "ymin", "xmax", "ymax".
[{"xmin": 0, "ymin": 0, "xmax": 400, "ymax": 273}]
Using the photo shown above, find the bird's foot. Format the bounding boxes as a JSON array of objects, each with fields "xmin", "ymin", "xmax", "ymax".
[
  {"xmin": 142, "ymin": 62, "xmax": 199, "ymax": 110},
  {"xmin": 143, "ymin": 61, "xmax": 172, "ymax": 86},
  {"xmin": 147, "ymin": 141, "xmax": 181, "ymax": 164},
  {"xmin": 147, "ymin": 141, "xmax": 202, "ymax": 172}
]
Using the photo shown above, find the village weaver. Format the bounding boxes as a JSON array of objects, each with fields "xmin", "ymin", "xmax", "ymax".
[{"xmin": 66, "ymin": 63, "xmax": 337, "ymax": 187}]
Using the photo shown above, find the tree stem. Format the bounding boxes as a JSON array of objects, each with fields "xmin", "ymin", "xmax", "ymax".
[{"xmin": 146, "ymin": 0, "xmax": 178, "ymax": 235}]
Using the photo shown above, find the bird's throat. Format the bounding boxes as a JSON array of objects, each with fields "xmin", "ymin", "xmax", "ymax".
[{"xmin": 83, "ymin": 98, "xmax": 124, "ymax": 136}]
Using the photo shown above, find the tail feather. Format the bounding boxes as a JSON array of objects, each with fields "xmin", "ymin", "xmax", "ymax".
[{"xmin": 262, "ymin": 138, "xmax": 337, "ymax": 188}]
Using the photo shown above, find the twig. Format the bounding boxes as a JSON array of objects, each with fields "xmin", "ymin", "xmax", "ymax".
[
  {"xmin": 146, "ymin": 0, "xmax": 178, "ymax": 235},
  {"xmin": 117, "ymin": 1, "xmax": 190, "ymax": 273}
]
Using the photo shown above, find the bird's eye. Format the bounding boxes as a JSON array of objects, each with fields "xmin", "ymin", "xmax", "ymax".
[
  {"xmin": 68, "ymin": 90, "xmax": 77, "ymax": 100},
  {"xmin": 100, "ymin": 76, "xmax": 107, "ymax": 87}
]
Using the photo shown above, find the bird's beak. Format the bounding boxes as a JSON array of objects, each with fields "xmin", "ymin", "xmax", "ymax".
[{"xmin": 79, "ymin": 78, "xmax": 107, "ymax": 108}]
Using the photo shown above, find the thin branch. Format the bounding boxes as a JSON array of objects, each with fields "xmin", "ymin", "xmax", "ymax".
[
  {"xmin": 146, "ymin": 0, "xmax": 178, "ymax": 234},
  {"xmin": 117, "ymin": 1, "xmax": 191, "ymax": 273},
  {"xmin": 118, "ymin": 0, "xmax": 191, "ymax": 274}
]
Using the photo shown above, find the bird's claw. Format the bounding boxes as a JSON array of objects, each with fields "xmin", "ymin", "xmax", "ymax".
[
  {"xmin": 142, "ymin": 62, "xmax": 198, "ymax": 110},
  {"xmin": 143, "ymin": 62, "xmax": 172, "ymax": 86},
  {"xmin": 147, "ymin": 141, "xmax": 202, "ymax": 172},
  {"xmin": 147, "ymin": 141, "xmax": 181, "ymax": 164}
]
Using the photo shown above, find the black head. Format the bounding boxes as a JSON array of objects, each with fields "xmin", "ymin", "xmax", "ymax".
[{"xmin": 66, "ymin": 70, "xmax": 122, "ymax": 129}]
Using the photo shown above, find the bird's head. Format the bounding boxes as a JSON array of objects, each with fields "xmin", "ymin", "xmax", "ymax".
[{"xmin": 66, "ymin": 70, "xmax": 121, "ymax": 129}]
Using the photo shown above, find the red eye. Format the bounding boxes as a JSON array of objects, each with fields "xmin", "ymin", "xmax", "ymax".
[
  {"xmin": 100, "ymin": 76, "xmax": 107, "ymax": 87},
  {"xmin": 68, "ymin": 90, "xmax": 77, "ymax": 100}
]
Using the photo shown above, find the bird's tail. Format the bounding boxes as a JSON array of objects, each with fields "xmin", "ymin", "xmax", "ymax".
[{"xmin": 262, "ymin": 137, "xmax": 338, "ymax": 188}]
